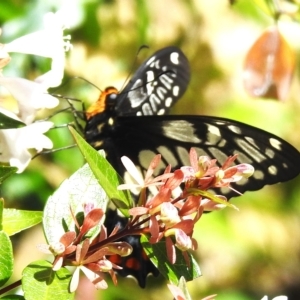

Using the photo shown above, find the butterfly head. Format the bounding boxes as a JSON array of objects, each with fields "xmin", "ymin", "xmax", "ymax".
[{"xmin": 86, "ymin": 86, "xmax": 119, "ymax": 120}]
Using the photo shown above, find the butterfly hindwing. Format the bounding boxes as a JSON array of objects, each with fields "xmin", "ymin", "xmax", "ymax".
[{"xmin": 104, "ymin": 115, "xmax": 300, "ymax": 198}]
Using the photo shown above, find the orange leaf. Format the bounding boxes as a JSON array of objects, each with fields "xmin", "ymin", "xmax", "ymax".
[{"xmin": 243, "ymin": 26, "xmax": 295, "ymax": 101}]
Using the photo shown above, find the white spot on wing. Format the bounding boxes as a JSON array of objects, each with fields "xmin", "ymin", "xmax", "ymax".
[
  {"xmin": 128, "ymin": 79, "xmax": 147, "ymax": 108},
  {"xmin": 268, "ymin": 165, "xmax": 278, "ymax": 175},
  {"xmin": 160, "ymin": 74, "xmax": 173, "ymax": 90},
  {"xmin": 253, "ymin": 170, "xmax": 264, "ymax": 180},
  {"xmin": 170, "ymin": 52, "xmax": 179, "ymax": 65},
  {"xmin": 173, "ymin": 86, "xmax": 179, "ymax": 96},
  {"xmin": 165, "ymin": 97, "xmax": 172, "ymax": 107},
  {"xmin": 236, "ymin": 139, "xmax": 266, "ymax": 163},
  {"xmin": 146, "ymin": 71, "xmax": 155, "ymax": 95},
  {"xmin": 228, "ymin": 125, "xmax": 242, "ymax": 134},
  {"xmin": 157, "ymin": 86, "xmax": 167, "ymax": 100},
  {"xmin": 207, "ymin": 125, "xmax": 221, "ymax": 137},
  {"xmin": 269, "ymin": 138, "xmax": 282, "ymax": 150},
  {"xmin": 265, "ymin": 148, "xmax": 275, "ymax": 158},
  {"xmin": 162, "ymin": 120, "xmax": 202, "ymax": 143},
  {"xmin": 146, "ymin": 56, "xmax": 156, "ymax": 66}
]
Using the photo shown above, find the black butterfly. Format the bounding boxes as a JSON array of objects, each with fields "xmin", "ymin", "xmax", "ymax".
[
  {"xmin": 85, "ymin": 46, "xmax": 300, "ymax": 196},
  {"xmin": 84, "ymin": 46, "xmax": 300, "ymax": 287}
]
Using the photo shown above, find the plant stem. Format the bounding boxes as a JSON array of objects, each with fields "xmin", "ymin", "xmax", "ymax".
[{"xmin": 0, "ymin": 279, "xmax": 22, "ymax": 295}]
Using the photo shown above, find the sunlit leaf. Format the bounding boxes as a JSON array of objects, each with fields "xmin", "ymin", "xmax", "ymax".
[
  {"xmin": 167, "ymin": 277, "xmax": 193, "ymax": 300},
  {"xmin": 141, "ymin": 235, "xmax": 201, "ymax": 285},
  {"xmin": 43, "ymin": 163, "xmax": 108, "ymax": 245},
  {"xmin": 69, "ymin": 127, "xmax": 133, "ymax": 216},
  {"xmin": 2, "ymin": 209, "xmax": 42, "ymax": 236},
  {"xmin": 22, "ymin": 260, "xmax": 73, "ymax": 300},
  {"xmin": 0, "ymin": 231, "xmax": 13, "ymax": 287},
  {"xmin": 0, "ymin": 198, "xmax": 3, "ymax": 230},
  {"xmin": 252, "ymin": 0, "xmax": 276, "ymax": 16},
  {"xmin": 0, "ymin": 166, "xmax": 18, "ymax": 183},
  {"xmin": 243, "ymin": 26, "xmax": 295, "ymax": 101},
  {"xmin": 1, "ymin": 295, "xmax": 25, "ymax": 299}
]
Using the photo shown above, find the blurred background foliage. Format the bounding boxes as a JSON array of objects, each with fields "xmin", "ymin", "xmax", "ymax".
[{"xmin": 0, "ymin": 0, "xmax": 300, "ymax": 299}]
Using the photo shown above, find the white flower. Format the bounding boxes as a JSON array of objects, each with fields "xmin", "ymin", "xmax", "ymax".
[
  {"xmin": 0, "ymin": 10, "xmax": 72, "ymax": 172},
  {"xmin": 0, "ymin": 11, "xmax": 71, "ymax": 88},
  {"xmin": 0, "ymin": 76, "xmax": 59, "ymax": 124},
  {"xmin": 0, "ymin": 108, "xmax": 53, "ymax": 173},
  {"xmin": 0, "ymin": 10, "xmax": 72, "ymax": 123}
]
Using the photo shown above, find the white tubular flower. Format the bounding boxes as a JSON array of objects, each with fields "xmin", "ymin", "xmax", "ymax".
[
  {"xmin": 0, "ymin": 76, "xmax": 59, "ymax": 124},
  {"xmin": 0, "ymin": 11, "xmax": 71, "ymax": 88},
  {"xmin": 0, "ymin": 108, "xmax": 53, "ymax": 173},
  {"xmin": 0, "ymin": 10, "xmax": 71, "ymax": 172},
  {"xmin": 0, "ymin": 10, "xmax": 72, "ymax": 123}
]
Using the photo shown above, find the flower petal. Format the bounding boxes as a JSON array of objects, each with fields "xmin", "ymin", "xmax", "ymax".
[
  {"xmin": 0, "ymin": 76, "xmax": 59, "ymax": 124},
  {"xmin": 3, "ymin": 12, "xmax": 70, "ymax": 58},
  {"xmin": 0, "ymin": 121, "xmax": 53, "ymax": 172},
  {"xmin": 121, "ymin": 156, "xmax": 144, "ymax": 186}
]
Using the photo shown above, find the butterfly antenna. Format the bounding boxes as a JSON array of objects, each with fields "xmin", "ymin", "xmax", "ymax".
[
  {"xmin": 120, "ymin": 45, "xmax": 149, "ymax": 92},
  {"xmin": 32, "ymin": 144, "xmax": 78, "ymax": 159},
  {"xmin": 70, "ymin": 76, "xmax": 102, "ymax": 92}
]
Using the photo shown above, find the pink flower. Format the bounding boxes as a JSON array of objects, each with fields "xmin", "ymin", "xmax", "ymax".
[{"xmin": 182, "ymin": 148, "xmax": 254, "ymax": 195}]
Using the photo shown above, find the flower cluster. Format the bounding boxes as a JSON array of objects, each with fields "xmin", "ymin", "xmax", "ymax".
[
  {"xmin": 38, "ymin": 148, "xmax": 253, "ymax": 294},
  {"xmin": 118, "ymin": 148, "xmax": 254, "ymax": 265},
  {"xmin": 0, "ymin": 11, "xmax": 71, "ymax": 172},
  {"xmin": 38, "ymin": 207, "xmax": 133, "ymax": 292}
]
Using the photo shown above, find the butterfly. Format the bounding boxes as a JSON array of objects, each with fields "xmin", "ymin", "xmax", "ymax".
[{"xmin": 84, "ymin": 46, "xmax": 300, "ymax": 287}]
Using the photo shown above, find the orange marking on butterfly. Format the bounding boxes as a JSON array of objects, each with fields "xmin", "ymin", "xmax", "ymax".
[
  {"xmin": 124, "ymin": 257, "xmax": 141, "ymax": 270},
  {"xmin": 86, "ymin": 86, "xmax": 119, "ymax": 120}
]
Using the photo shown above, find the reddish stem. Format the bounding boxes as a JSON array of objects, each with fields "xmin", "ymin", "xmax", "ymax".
[{"xmin": 0, "ymin": 279, "xmax": 22, "ymax": 295}]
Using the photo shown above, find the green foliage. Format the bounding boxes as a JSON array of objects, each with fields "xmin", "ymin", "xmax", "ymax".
[
  {"xmin": 0, "ymin": 167, "xmax": 18, "ymax": 184},
  {"xmin": 70, "ymin": 127, "xmax": 133, "ymax": 216},
  {"xmin": 141, "ymin": 235, "xmax": 201, "ymax": 285},
  {"xmin": 0, "ymin": 0, "xmax": 299, "ymax": 299},
  {"xmin": 2, "ymin": 209, "xmax": 42, "ymax": 236},
  {"xmin": 0, "ymin": 231, "xmax": 13, "ymax": 287},
  {"xmin": 22, "ymin": 261, "xmax": 73, "ymax": 300},
  {"xmin": 1, "ymin": 295, "xmax": 25, "ymax": 299},
  {"xmin": 43, "ymin": 162, "xmax": 108, "ymax": 244},
  {"xmin": 0, "ymin": 199, "xmax": 13, "ymax": 288},
  {"xmin": 0, "ymin": 112, "xmax": 25, "ymax": 129}
]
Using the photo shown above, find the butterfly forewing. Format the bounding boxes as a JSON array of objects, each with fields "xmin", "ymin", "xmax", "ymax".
[{"xmin": 115, "ymin": 46, "xmax": 190, "ymax": 116}]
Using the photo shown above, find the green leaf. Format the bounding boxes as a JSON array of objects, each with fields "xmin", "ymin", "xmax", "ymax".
[
  {"xmin": 43, "ymin": 163, "xmax": 109, "ymax": 245},
  {"xmin": 0, "ymin": 231, "xmax": 13, "ymax": 287},
  {"xmin": 1, "ymin": 295, "xmax": 25, "ymax": 299},
  {"xmin": 69, "ymin": 127, "xmax": 133, "ymax": 216},
  {"xmin": 0, "ymin": 112, "xmax": 25, "ymax": 129},
  {"xmin": 0, "ymin": 199, "xmax": 3, "ymax": 231},
  {"xmin": 253, "ymin": 0, "xmax": 275, "ymax": 16},
  {"xmin": 2, "ymin": 209, "xmax": 42, "ymax": 236},
  {"xmin": 0, "ymin": 166, "xmax": 18, "ymax": 184},
  {"xmin": 177, "ymin": 277, "xmax": 192, "ymax": 300},
  {"xmin": 22, "ymin": 260, "xmax": 73, "ymax": 300},
  {"xmin": 188, "ymin": 188, "xmax": 239, "ymax": 210},
  {"xmin": 141, "ymin": 235, "xmax": 201, "ymax": 285}
]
